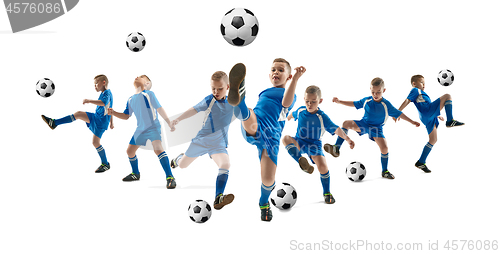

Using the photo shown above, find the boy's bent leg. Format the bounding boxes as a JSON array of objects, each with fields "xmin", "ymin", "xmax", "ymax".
[
  {"xmin": 328, "ymin": 120, "xmax": 359, "ymax": 156},
  {"xmin": 73, "ymin": 111, "xmax": 90, "ymax": 123},
  {"xmin": 283, "ymin": 136, "xmax": 301, "ymax": 163},
  {"xmin": 241, "ymin": 109, "xmax": 258, "ymax": 136}
]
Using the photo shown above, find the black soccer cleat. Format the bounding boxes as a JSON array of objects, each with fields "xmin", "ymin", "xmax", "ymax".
[
  {"xmin": 166, "ymin": 176, "xmax": 176, "ymax": 189},
  {"xmin": 382, "ymin": 170, "xmax": 395, "ymax": 179},
  {"xmin": 228, "ymin": 63, "xmax": 246, "ymax": 106},
  {"xmin": 41, "ymin": 115, "xmax": 57, "ymax": 130},
  {"xmin": 324, "ymin": 143, "xmax": 340, "ymax": 158},
  {"xmin": 213, "ymin": 193, "xmax": 235, "ymax": 210},
  {"xmin": 446, "ymin": 119, "xmax": 465, "ymax": 128},
  {"xmin": 324, "ymin": 193, "xmax": 336, "ymax": 204},
  {"xmin": 260, "ymin": 203, "xmax": 273, "ymax": 222},
  {"xmin": 298, "ymin": 157, "xmax": 314, "ymax": 174},
  {"xmin": 415, "ymin": 161, "xmax": 431, "ymax": 173},
  {"xmin": 170, "ymin": 153, "xmax": 184, "ymax": 169},
  {"xmin": 122, "ymin": 173, "xmax": 140, "ymax": 182},
  {"xmin": 95, "ymin": 163, "xmax": 110, "ymax": 173}
]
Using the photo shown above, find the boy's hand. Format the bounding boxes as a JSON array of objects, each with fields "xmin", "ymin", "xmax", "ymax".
[
  {"xmin": 83, "ymin": 99, "xmax": 90, "ymax": 104},
  {"xmin": 332, "ymin": 97, "xmax": 340, "ymax": 103},
  {"xmin": 438, "ymin": 116, "xmax": 444, "ymax": 121},
  {"xmin": 287, "ymin": 114, "xmax": 294, "ymax": 121},
  {"xmin": 392, "ymin": 116, "xmax": 400, "ymax": 123},
  {"xmin": 110, "ymin": 123, "xmax": 114, "ymax": 129},
  {"xmin": 292, "ymin": 66, "xmax": 306, "ymax": 80},
  {"xmin": 347, "ymin": 139, "xmax": 355, "ymax": 149},
  {"xmin": 170, "ymin": 119, "xmax": 179, "ymax": 131},
  {"xmin": 107, "ymin": 108, "xmax": 115, "ymax": 116},
  {"xmin": 412, "ymin": 120, "xmax": 420, "ymax": 127}
]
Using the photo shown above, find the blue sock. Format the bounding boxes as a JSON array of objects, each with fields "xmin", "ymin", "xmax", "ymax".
[
  {"xmin": 285, "ymin": 143, "xmax": 301, "ymax": 163},
  {"xmin": 234, "ymin": 96, "xmax": 250, "ymax": 121},
  {"xmin": 444, "ymin": 100, "xmax": 453, "ymax": 122},
  {"xmin": 335, "ymin": 128, "xmax": 348, "ymax": 147},
  {"xmin": 158, "ymin": 151, "xmax": 173, "ymax": 177},
  {"xmin": 418, "ymin": 142, "xmax": 433, "ymax": 164},
  {"xmin": 381, "ymin": 153, "xmax": 389, "ymax": 172},
  {"xmin": 320, "ymin": 171, "xmax": 330, "ymax": 194},
  {"xmin": 54, "ymin": 114, "xmax": 75, "ymax": 126},
  {"xmin": 129, "ymin": 155, "xmax": 139, "ymax": 174},
  {"xmin": 96, "ymin": 145, "xmax": 108, "ymax": 165},
  {"xmin": 215, "ymin": 168, "xmax": 229, "ymax": 197},
  {"xmin": 259, "ymin": 182, "xmax": 275, "ymax": 206}
]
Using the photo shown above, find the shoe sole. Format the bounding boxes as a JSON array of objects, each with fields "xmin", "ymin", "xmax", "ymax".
[
  {"xmin": 228, "ymin": 63, "xmax": 246, "ymax": 106},
  {"xmin": 214, "ymin": 194, "xmax": 235, "ymax": 210},
  {"xmin": 41, "ymin": 115, "xmax": 55, "ymax": 130},
  {"xmin": 446, "ymin": 123, "xmax": 465, "ymax": 128},
  {"xmin": 323, "ymin": 144, "xmax": 339, "ymax": 157},
  {"xmin": 299, "ymin": 157, "xmax": 314, "ymax": 174}
]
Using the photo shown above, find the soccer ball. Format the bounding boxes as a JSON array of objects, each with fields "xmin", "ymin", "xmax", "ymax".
[
  {"xmin": 270, "ymin": 182, "xmax": 297, "ymax": 210},
  {"xmin": 437, "ymin": 69, "xmax": 454, "ymax": 86},
  {"xmin": 36, "ymin": 78, "xmax": 55, "ymax": 98},
  {"xmin": 346, "ymin": 161, "xmax": 366, "ymax": 182},
  {"xmin": 187, "ymin": 200, "xmax": 212, "ymax": 223},
  {"xmin": 220, "ymin": 8, "xmax": 259, "ymax": 46},
  {"xmin": 126, "ymin": 32, "xmax": 146, "ymax": 52}
]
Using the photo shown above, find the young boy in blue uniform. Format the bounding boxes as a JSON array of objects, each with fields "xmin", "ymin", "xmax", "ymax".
[
  {"xmin": 108, "ymin": 75, "xmax": 176, "ymax": 188},
  {"xmin": 42, "ymin": 74, "xmax": 113, "ymax": 173},
  {"xmin": 170, "ymin": 71, "xmax": 235, "ymax": 210},
  {"xmin": 228, "ymin": 58, "xmax": 305, "ymax": 221},
  {"xmin": 395, "ymin": 75, "xmax": 464, "ymax": 173},
  {"xmin": 325, "ymin": 78, "xmax": 420, "ymax": 179},
  {"xmin": 283, "ymin": 85, "xmax": 354, "ymax": 204}
]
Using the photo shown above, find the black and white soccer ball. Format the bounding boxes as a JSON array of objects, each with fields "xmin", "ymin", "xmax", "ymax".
[
  {"xmin": 188, "ymin": 200, "xmax": 212, "ymax": 223},
  {"xmin": 126, "ymin": 32, "xmax": 146, "ymax": 52},
  {"xmin": 220, "ymin": 8, "xmax": 259, "ymax": 46},
  {"xmin": 346, "ymin": 161, "xmax": 366, "ymax": 182},
  {"xmin": 36, "ymin": 78, "xmax": 55, "ymax": 98},
  {"xmin": 270, "ymin": 182, "xmax": 297, "ymax": 210},
  {"xmin": 437, "ymin": 69, "xmax": 454, "ymax": 86}
]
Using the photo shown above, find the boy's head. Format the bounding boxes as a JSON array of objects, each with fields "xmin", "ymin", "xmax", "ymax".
[
  {"xmin": 269, "ymin": 58, "xmax": 292, "ymax": 88},
  {"xmin": 133, "ymin": 76, "xmax": 148, "ymax": 90},
  {"xmin": 370, "ymin": 77, "xmax": 386, "ymax": 102},
  {"xmin": 304, "ymin": 85, "xmax": 323, "ymax": 113},
  {"xmin": 140, "ymin": 75, "xmax": 152, "ymax": 90},
  {"xmin": 94, "ymin": 74, "xmax": 108, "ymax": 92},
  {"xmin": 411, "ymin": 74, "xmax": 425, "ymax": 90},
  {"xmin": 211, "ymin": 71, "xmax": 229, "ymax": 100}
]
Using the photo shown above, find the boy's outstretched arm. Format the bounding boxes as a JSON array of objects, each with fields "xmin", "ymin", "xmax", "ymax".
[
  {"xmin": 157, "ymin": 107, "xmax": 172, "ymax": 129},
  {"xmin": 394, "ymin": 99, "xmax": 411, "ymax": 122},
  {"xmin": 171, "ymin": 107, "xmax": 198, "ymax": 130},
  {"xmin": 334, "ymin": 127, "xmax": 355, "ymax": 149},
  {"xmin": 332, "ymin": 97, "xmax": 355, "ymax": 107},
  {"xmin": 108, "ymin": 108, "xmax": 130, "ymax": 120},
  {"xmin": 83, "ymin": 99, "xmax": 105, "ymax": 106},
  {"xmin": 397, "ymin": 112, "xmax": 420, "ymax": 127},
  {"xmin": 110, "ymin": 115, "xmax": 114, "ymax": 129},
  {"xmin": 283, "ymin": 66, "xmax": 306, "ymax": 108}
]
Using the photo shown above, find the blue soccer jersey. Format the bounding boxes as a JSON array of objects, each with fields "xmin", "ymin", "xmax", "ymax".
[
  {"xmin": 193, "ymin": 94, "xmax": 234, "ymax": 144},
  {"xmin": 292, "ymin": 106, "xmax": 339, "ymax": 141},
  {"xmin": 124, "ymin": 90, "xmax": 162, "ymax": 132},
  {"xmin": 93, "ymin": 89, "xmax": 113, "ymax": 130},
  {"xmin": 353, "ymin": 96, "xmax": 402, "ymax": 126},
  {"xmin": 407, "ymin": 87, "xmax": 441, "ymax": 134},
  {"xmin": 253, "ymin": 87, "xmax": 296, "ymax": 138}
]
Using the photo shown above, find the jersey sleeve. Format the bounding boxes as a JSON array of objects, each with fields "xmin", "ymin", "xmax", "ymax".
[
  {"xmin": 353, "ymin": 97, "xmax": 368, "ymax": 110},
  {"xmin": 124, "ymin": 97, "xmax": 133, "ymax": 116},
  {"xmin": 322, "ymin": 113, "xmax": 339, "ymax": 136},
  {"xmin": 100, "ymin": 90, "xmax": 111, "ymax": 106},
  {"xmin": 193, "ymin": 96, "xmax": 210, "ymax": 113},
  {"xmin": 385, "ymin": 100, "xmax": 403, "ymax": 118},
  {"xmin": 292, "ymin": 106, "xmax": 305, "ymax": 121},
  {"xmin": 407, "ymin": 88, "xmax": 419, "ymax": 102},
  {"xmin": 148, "ymin": 91, "xmax": 162, "ymax": 109}
]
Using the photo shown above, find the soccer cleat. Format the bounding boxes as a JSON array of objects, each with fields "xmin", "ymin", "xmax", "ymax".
[
  {"xmin": 170, "ymin": 153, "xmax": 184, "ymax": 169},
  {"xmin": 324, "ymin": 193, "xmax": 336, "ymax": 204},
  {"xmin": 382, "ymin": 170, "xmax": 395, "ymax": 179},
  {"xmin": 228, "ymin": 63, "xmax": 246, "ymax": 106},
  {"xmin": 324, "ymin": 143, "xmax": 340, "ymax": 158},
  {"xmin": 41, "ymin": 115, "xmax": 57, "ymax": 130},
  {"xmin": 95, "ymin": 163, "xmax": 110, "ymax": 173},
  {"xmin": 122, "ymin": 173, "xmax": 140, "ymax": 182},
  {"xmin": 213, "ymin": 193, "xmax": 235, "ymax": 210},
  {"xmin": 415, "ymin": 161, "xmax": 431, "ymax": 173},
  {"xmin": 166, "ymin": 176, "xmax": 176, "ymax": 189},
  {"xmin": 298, "ymin": 157, "xmax": 314, "ymax": 174},
  {"xmin": 446, "ymin": 119, "xmax": 465, "ymax": 128},
  {"xmin": 260, "ymin": 203, "xmax": 273, "ymax": 222}
]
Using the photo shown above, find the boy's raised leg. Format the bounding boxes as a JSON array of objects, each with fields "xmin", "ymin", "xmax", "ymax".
[
  {"xmin": 439, "ymin": 94, "xmax": 464, "ymax": 127},
  {"xmin": 229, "ymin": 63, "xmax": 259, "ymax": 136}
]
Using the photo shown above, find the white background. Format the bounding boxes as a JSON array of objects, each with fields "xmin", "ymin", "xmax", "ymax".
[{"xmin": 1, "ymin": 0, "xmax": 499, "ymax": 253}]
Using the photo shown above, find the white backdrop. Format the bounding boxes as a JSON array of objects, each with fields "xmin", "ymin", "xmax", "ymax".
[{"xmin": 1, "ymin": 1, "xmax": 499, "ymax": 253}]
